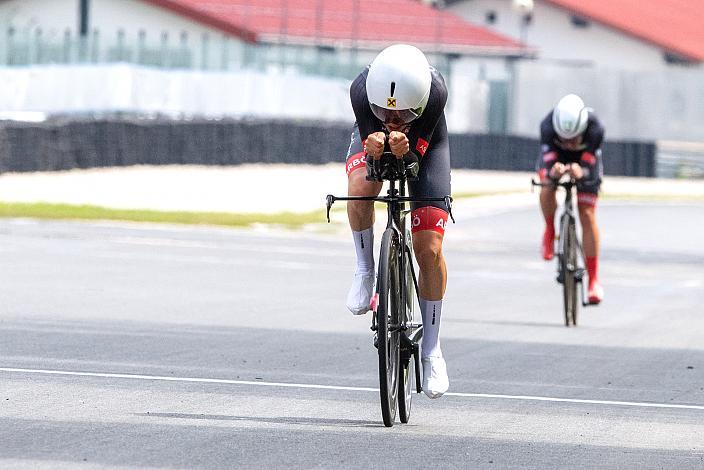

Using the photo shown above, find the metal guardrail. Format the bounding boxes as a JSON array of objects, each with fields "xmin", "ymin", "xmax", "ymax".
[
  {"xmin": 0, "ymin": 117, "xmax": 658, "ymax": 177},
  {"xmin": 657, "ymin": 141, "xmax": 704, "ymax": 179}
]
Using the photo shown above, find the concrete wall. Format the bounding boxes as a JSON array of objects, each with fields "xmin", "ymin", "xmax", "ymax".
[{"xmin": 0, "ymin": 64, "xmax": 353, "ymax": 121}]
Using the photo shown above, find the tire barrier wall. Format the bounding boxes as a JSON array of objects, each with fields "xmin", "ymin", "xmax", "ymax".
[{"xmin": 0, "ymin": 118, "xmax": 656, "ymax": 177}]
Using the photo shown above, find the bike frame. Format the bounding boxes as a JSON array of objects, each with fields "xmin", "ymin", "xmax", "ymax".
[
  {"xmin": 533, "ymin": 178, "xmax": 588, "ymax": 308},
  {"xmin": 557, "ymin": 181, "xmax": 588, "ymax": 307}
]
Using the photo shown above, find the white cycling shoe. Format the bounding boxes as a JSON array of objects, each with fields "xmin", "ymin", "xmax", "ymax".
[
  {"xmin": 422, "ymin": 356, "xmax": 449, "ymax": 399},
  {"xmin": 346, "ymin": 272, "xmax": 375, "ymax": 315}
]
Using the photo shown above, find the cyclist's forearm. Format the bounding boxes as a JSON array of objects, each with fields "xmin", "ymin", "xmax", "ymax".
[{"xmin": 578, "ymin": 151, "xmax": 599, "ymax": 182}]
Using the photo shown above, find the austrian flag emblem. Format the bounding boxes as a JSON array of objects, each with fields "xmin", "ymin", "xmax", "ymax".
[{"xmin": 416, "ymin": 138, "xmax": 429, "ymax": 156}]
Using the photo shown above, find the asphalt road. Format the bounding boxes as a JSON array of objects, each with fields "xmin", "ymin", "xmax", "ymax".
[{"xmin": 1, "ymin": 200, "xmax": 703, "ymax": 468}]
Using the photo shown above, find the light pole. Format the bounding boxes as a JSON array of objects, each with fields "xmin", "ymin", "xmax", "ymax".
[
  {"xmin": 79, "ymin": 0, "xmax": 90, "ymax": 37},
  {"xmin": 78, "ymin": 0, "xmax": 90, "ymax": 62},
  {"xmin": 512, "ymin": 0, "xmax": 534, "ymax": 47}
]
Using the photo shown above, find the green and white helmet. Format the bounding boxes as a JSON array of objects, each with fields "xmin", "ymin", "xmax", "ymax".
[
  {"xmin": 552, "ymin": 94, "xmax": 589, "ymax": 139},
  {"xmin": 366, "ymin": 44, "xmax": 432, "ymax": 125}
]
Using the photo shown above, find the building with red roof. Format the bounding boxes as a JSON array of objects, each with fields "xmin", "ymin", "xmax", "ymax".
[
  {"xmin": 142, "ymin": 0, "xmax": 526, "ymax": 56},
  {"xmin": 0, "ymin": 0, "xmax": 528, "ymax": 77},
  {"xmin": 448, "ymin": 0, "xmax": 704, "ymax": 68}
]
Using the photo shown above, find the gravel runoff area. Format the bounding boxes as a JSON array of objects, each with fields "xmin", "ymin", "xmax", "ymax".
[{"xmin": 1, "ymin": 164, "xmax": 704, "ymax": 214}]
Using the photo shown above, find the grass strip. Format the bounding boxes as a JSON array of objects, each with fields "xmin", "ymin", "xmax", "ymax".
[
  {"xmin": 0, "ymin": 202, "xmax": 327, "ymax": 228},
  {"xmin": 451, "ymin": 190, "xmax": 526, "ymax": 199},
  {"xmin": 601, "ymin": 193, "xmax": 704, "ymax": 202}
]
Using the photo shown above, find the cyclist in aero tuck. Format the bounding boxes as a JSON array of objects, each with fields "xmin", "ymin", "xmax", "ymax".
[
  {"xmin": 537, "ymin": 94, "xmax": 605, "ymax": 305},
  {"xmin": 344, "ymin": 44, "xmax": 450, "ymax": 398}
]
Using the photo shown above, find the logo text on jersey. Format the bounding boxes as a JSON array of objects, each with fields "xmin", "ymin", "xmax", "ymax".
[
  {"xmin": 416, "ymin": 138, "xmax": 429, "ymax": 156},
  {"xmin": 410, "ymin": 206, "xmax": 449, "ymax": 235}
]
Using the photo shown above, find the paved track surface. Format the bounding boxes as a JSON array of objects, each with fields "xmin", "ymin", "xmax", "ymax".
[{"xmin": 1, "ymin": 200, "xmax": 704, "ymax": 468}]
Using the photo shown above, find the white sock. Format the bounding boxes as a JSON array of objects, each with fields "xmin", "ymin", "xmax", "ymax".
[
  {"xmin": 420, "ymin": 298, "xmax": 442, "ymax": 359},
  {"xmin": 352, "ymin": 227, "xmax": 374, "ymax": 274}
]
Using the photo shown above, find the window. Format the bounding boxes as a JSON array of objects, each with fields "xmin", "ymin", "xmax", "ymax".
[
  {"xmin": 571, "ymin": 16, "xmax": 590, "ymax": 28},
  {"xmin": 664, "ymin": 52, "xmax": 696, "ymax": 66}
]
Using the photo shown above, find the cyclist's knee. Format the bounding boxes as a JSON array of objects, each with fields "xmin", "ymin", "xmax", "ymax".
[
  {"xmin": 578, "ymin": 199, "xmax": 597, "ymax": 225},
  {"xmin": 348, "ymin": 169, "xmax": 381, "ymax": 197},
  {"xmin": 412, "ymin": 229, "xmax": 444, "ymax": 269},
  {"xmin": 577, "ymin": 194, "xmax": 597, "ymax": 215}
]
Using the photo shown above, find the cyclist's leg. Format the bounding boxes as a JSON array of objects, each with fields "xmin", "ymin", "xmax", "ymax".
[
  {"xmin": 345, "ymin": 124, "xmax": 382, "ymax": 315},
  {"xmin": 347, "ymin": 125, "xmax": 382, "ymax": 230},
  {"xmin": 408, "ymin": 117, "xmax": 450, "ymax": 303},
  {"xmin": 537, "ymin": 156, "xmax": 558, "ymax": 260},
  {"xmin": 577, "ymin": 193, "xmax": 599, "ymax": 258},
  {"xmin": 577, "ymin": 167, "xmax": 603, "ymax": 303},
  {"xmin": 408, "ymin": 118, "xmax": 450, "ymax": 397}
]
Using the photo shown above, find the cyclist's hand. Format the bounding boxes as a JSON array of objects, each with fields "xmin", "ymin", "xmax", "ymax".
[
  {"xmin": 549, "ymin": 163, "xmax": 565, "ymax": 179},
  {"xmin": 364, "ymin": 132, "xmax": 386, "ymax": 159},
  {"xmin": 568, "ymin": 163, "xmax": 584, "ymax": 180},
  {"xmin": 388, "ymin": 131, "xmax": 409, "ymax": 158}
]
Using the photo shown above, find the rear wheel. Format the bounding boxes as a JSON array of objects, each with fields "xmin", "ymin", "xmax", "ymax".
[
  {"xmin": 398, "ymin": 248, "xmax": 417, "ymax": 423},
  {"xmin": 377, "ymin": 229, "xmax": 401, "ymax": 427},
  {"xmin": 566, "ymin": 221, "xmax": 579, "ymax": 325},
  {"xmin": 398, "ymin": 345, "xmax": 414, "ymax": 423}
]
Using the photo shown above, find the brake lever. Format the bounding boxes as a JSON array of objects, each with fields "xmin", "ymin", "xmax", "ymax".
[
  {"xmin": 325, "ymin": 195, "xmax": 335, "ymax": 223},
  {"xmin": 395, "ymin": 157, "xmax": 405, "ymax": 180},
  {"xmin": 373, "ymin": 157, "xmax": 382, "ymax": 182},
  {"xmin": 444, "ymin": 196, "xmax": 455, "ymax": 224}
]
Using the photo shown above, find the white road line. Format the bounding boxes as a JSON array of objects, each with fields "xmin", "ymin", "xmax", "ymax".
[
  {"xmin": 92, "ymin": 252, "xmax": 343, "ymax": 271},
  {"xmin": 444, "ymin": 391, "xmax": 704, "ymax": 410},
  {"xmin": 108, "ymin": 236, "xmax": 351, "ymax": 257},
  {"xmin": 3, "ymin": 366, "xmax": 704, "ymax": 411},
  {"xmin": 0, "ymin": 367, "xmax": 376, "ymax": 392}
]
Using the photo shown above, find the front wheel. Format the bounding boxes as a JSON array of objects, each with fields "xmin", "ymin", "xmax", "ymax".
[
  {"xmin": 376, "ymin": 229, "xmax": 401, "ymax": 427},
  {"xmin": 561, "ymin": 217, "xmax": 578, "ymax": 326}
]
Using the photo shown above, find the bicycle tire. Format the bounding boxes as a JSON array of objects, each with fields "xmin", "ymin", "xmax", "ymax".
[
  {"xmin": 398, "ymin": 348, "xmax": 414, "ymax": 423},
  {"xmin": 558, "ymin": 215, "xmax": 570, "ymax": 326},
  {"xmin": 562, "ymin": 217, "xmax": 578, "ymax": 326},
  {"xmin": 567, "ymin": 221, "xmax": 579, "ymax": 325},
  {"xmin": 398, "ymin": 245, "xmax": 417, "ymax": 424},
  {"xmin": 377, "ymin": 228, "xmax": 401, "ymax": 427}
]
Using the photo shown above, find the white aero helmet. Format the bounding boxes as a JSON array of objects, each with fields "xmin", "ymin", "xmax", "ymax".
[
  {"xmin": 552, "ymin": 94, "xmax": 589, "ymax": 139},
  {"xmin": 366, "ymin": 44, "xmax": 432, "ymax": 125}
]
